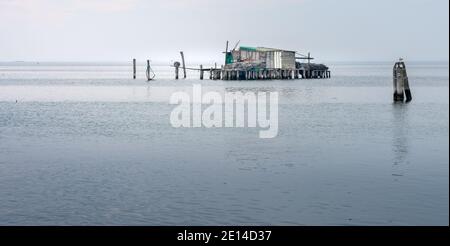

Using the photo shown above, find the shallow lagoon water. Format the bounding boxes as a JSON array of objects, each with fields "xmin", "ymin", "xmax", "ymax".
[{"xmin": 0, "ymin": 62, "xmax": 448, "ymax": 225}]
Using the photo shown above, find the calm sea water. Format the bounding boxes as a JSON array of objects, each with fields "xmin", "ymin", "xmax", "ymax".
[{"xmin": 0, "ymin": 62, "xmax": 448, "ymax": 225}]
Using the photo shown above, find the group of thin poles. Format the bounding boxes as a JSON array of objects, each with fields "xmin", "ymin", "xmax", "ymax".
[{"xmin": 132, "ymin": 58, "xmax": 155, "ymax": 81}]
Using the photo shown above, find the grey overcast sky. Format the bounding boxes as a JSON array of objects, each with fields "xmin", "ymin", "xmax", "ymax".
[{"xmin": 0, "ymin": 0, "xmax": 448, "ymax": 63}]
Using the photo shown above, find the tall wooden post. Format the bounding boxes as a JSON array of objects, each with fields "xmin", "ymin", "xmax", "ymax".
[
  {"xmin": 146, "ymin": 60, "xmax": 150, "ymax": 81},
  {"xmin": 200, "ymin": 65, "xmax": 204, "ymax": 80},
  {"xmin": 133, "ymin": 59, "xmax": 136, "ymax": 79},
  {"xmin": 393, "ymin": 60, "xmax": 412, "ymax": 102},
  {"xmin": 174, "ymin": 61, "xmax": 180, "ymax": 80},
  {"xmin": 224, "ymin": 41, "xmax": 229, "ymax": 65},
  {"xmin": 180, "ymin": 51, "xmax": 187, "ymax": 79}
]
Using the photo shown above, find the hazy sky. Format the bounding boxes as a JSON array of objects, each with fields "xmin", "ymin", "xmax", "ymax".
[{"xmin": 0, "ymin": 0, "xmax": 448, "ymax": 63}]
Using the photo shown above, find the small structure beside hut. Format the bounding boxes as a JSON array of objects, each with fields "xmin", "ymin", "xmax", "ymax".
[{"xmin": 212, "ymin": 45, "xmax": 330, "ymax": 80}]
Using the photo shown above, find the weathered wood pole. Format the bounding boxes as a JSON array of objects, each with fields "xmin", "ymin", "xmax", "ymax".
[
  {"xmin": 146, "ymin": 60, "xmax": 151, "ymax": 81},
  {"xmin": 174, "ymin": 61, "xmax": 180, "ymax": 80},
  {"xmin": 133, "ymin": 59, "xmax": 136, "ymax": 79},
  {"xmin": 224, "ymin": 41, "xmax": 229, "ymax": 64},
  {"xmin": 180, "ymin": 51, "xmax": 187, "ymax": 79},
  {"xmin": 403, "ymin": 72, "xmax": 412, "ymax": 103},
  {"xmin": 200, "ymin": 65, "xmax": 204, "ymax": 80},
  {"xmin": 210, "ymin": 68, "xmax": 213, "ymax": 80},
  {"xmin": 393, "ymin": 60, "xmax": 412, "ymax": 102}
]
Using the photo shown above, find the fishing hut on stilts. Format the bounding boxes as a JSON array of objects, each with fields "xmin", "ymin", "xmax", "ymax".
[{"xmin": 173, "ymin": 41, "xmax": 331, "ymax": 81}]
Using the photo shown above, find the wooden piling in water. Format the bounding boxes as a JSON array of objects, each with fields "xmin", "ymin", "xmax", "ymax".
[
  {"xmin": 200, "ymin": 65, "xmax": 204, "ymax": 80},
  {"xmin": 174, "ymin": 61, "xmax": 180, "ymax": 80},
  {"xmin": 180, "ymin": 51, "xmax": 187, "ymax": 79},
  {"xmin": 133, "ymin": 59, "xmax": 136, "ymax": 79},
  {"xmin": 146, "ymin": 60, "xmax": 151, "ymax": 81},
  {"xmin": 393, "ymin": 60, "xmax": 412, "ymax": 102}
]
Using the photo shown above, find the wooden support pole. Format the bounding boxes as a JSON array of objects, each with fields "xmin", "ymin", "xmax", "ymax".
[
  {"xmin": 200, "ymin": 65, "xmax": 204, "ymax": 80},
  {"xmin": 393, "ymin": 64, "xmax": 404, "ymax": 102},
  {"xmin": 133, "ymin": 59, "xmax": 136, "ymax": 79},
  {"xmin": 403, "ymin": 67, "xmax": 412, "ymax": 103},
  {"xmin": 180, "ymin": 51, "xmax": 187, "ymax": 79},
  {"xmin": 224, "ymin": 41, "xmax": 229, "ymax": 65},
  {"xmin": 146, "ymin": 60, "xmax": 150, "ymax": 81},
  {"xmin": 404, "ymin": 78, "xmax": 412, "ymax": 102},
  {"xmin": 174, "ymin": 61, "xmax": 180, "ymax": 80},
  {"xmin": 393, "ymin": 61, "xmax": 412, "ymax": 102},
  {"xmin": 210, "ymin": 68, "xmax": 213, "ymax": 80}
]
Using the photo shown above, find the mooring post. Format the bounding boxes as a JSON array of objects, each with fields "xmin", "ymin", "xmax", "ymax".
[
  {"xmin": 403, "ymin": 67, "xmax": 412, "ymax": 102},
  {"xmin": 133, "ymin": 58, "xmax": 136, "ymax": 79},
  {"xmin": 174, "ymin": 61, "xmax": 180, "ymax": 80},
  {"xmin": 200, "ymin": 65, "xmax": 204, "ymax": 80},
  {"xmin": 393, "ymin": 59, "xmax": 412, "ymax": 102},
  {"xmin": 210, "ymin": 68, "xmax": 213, "ymax": 80},
  {"xmin": 180, "ymin": 51, "xmax": 187, "ymax": 79},
  {"xmin": 146, "ymin": 60, "xmax": 150, "ymax": 81}
]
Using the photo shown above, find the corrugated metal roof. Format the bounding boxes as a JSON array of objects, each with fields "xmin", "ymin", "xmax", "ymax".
[
  {"xmin": 239, "ymin": 46, "xmax": 258, "ymax": 51},
  {"xmin": 238, "ymin": 46, "xmax": 296, "ymax": 53},
  {"xmin": 257, "ymin": 47, "xmax": 296, "ymax": 53}
]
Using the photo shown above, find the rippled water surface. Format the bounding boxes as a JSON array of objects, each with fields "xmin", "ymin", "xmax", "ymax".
[{"xmin": 0, "ymin": 62, "xmax": 448, "ymax": 225}]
